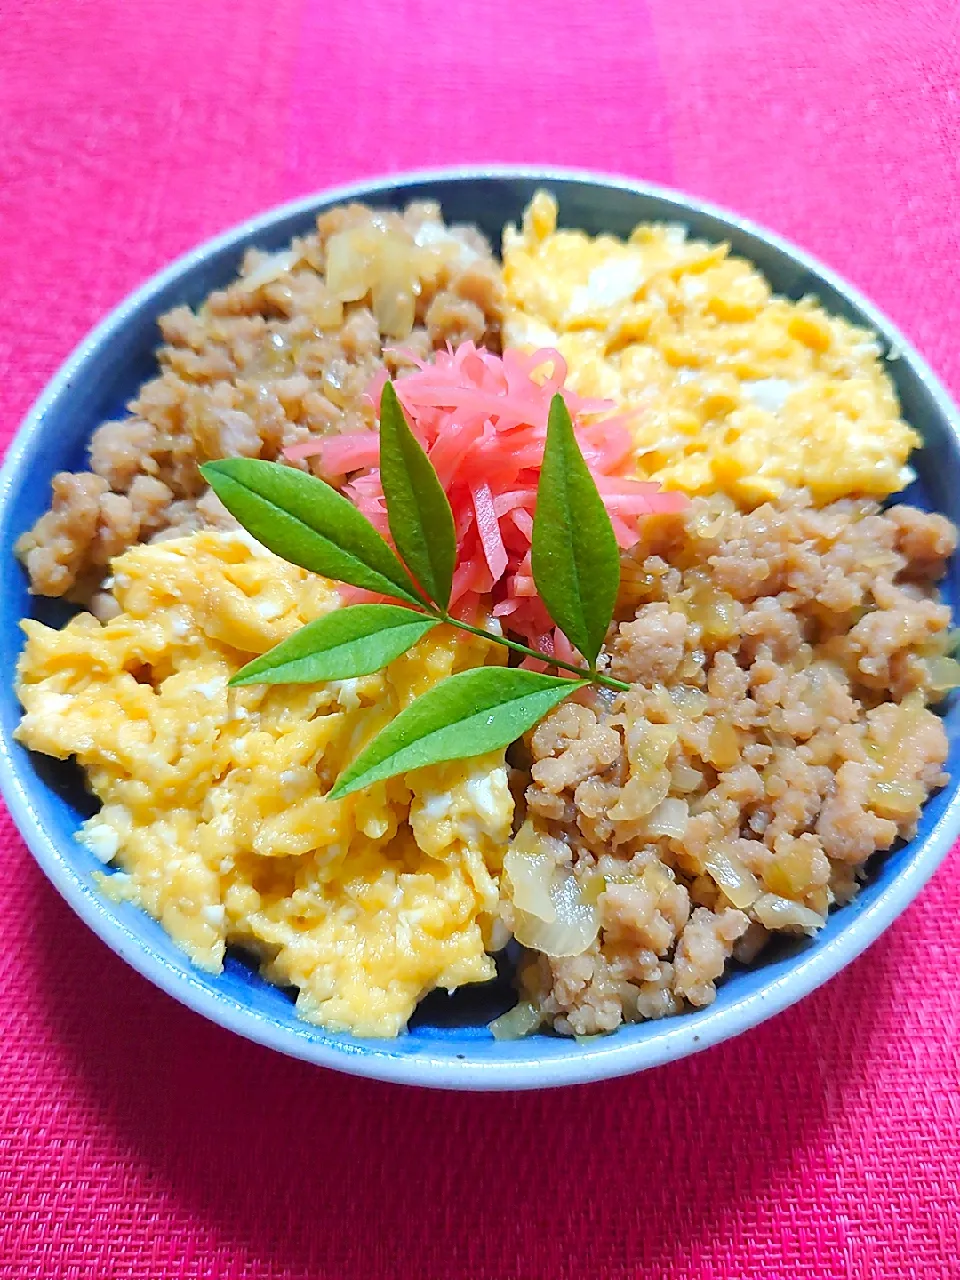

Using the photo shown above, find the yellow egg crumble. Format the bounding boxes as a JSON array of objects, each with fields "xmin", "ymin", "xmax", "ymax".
[
  {"xmin": 502, "ymin": 191, "xmax": 918, "ymax": 504},
  {"xmin": 15, "ymin": 533, "xmax": 513, "ymax": 1036}
]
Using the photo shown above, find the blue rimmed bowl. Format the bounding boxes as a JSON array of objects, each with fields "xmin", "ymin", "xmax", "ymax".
[{"xmin": 2, "ymin": 166, "xmax": 959, "ymax": 1090}]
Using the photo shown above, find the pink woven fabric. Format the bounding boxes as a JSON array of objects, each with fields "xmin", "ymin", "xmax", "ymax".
[{"xmin": 2, "ymin": 1, "xmax": 959, "ymax": 1275}]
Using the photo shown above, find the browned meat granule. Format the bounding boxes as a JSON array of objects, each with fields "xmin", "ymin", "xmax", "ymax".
[
  {"xmin": 17, "ymin": 202, "xmax": 503, "ymax": 609},
  {"xmin": 509, "ymin": 491, "xmax": 956, "ymax": 1036}
]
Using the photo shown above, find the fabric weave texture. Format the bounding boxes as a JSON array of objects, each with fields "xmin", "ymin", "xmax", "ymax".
[{"xmin": 1, "ymin": 1, "xmax": 959, "ymax": 1275}]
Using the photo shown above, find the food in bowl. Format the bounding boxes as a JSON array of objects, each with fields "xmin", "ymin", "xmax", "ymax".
[
  {"xmin": 12, "ymin": 191, "xmax": 958, "ymax": 1040},
  {"xmin": 16, "ymin": 532, "xmax": 509, "ymax": 1037},
  {"xmin": 512, "ymin": 491, "xmax": 954, "ymax": 1032},
  {"xmin": 503, "ymin": 192, "xmax": 917, "ymax": 505},
  {"xmin": 15, "ymin": 201, "xmax": 502, "ymax": 615}
]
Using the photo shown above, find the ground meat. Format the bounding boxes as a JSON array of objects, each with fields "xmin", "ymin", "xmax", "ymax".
[
  {"xmin": 888, "ymin": 504, "xmax": 957, "ymax": 576},
  {"xmin": 17, "ymin": 201, "xmax": 504, "ymax": 603},
  {"xmin": 518, "ymin": 492, "xmax": 956, "ymax": 1033},
  {"xmin": 842, "ymin": 581, "xmax": 950, "ymax": 696},
  {"xmin": 609, "ymin": 603, "xmax": 687, "ymax": 685},
  {"xmin": 674, "ymin": 907, "xmax": 750, "ymax": 1007},
  {"xmin": 602, "ymin": 880, "xmax": 684, "ymax": 955},
  {"xmin": 532, "ymin": 949, "xmax": 624, "ymax": 1037},
  {"xmin": 529, "ymin": 705, "xmax": 621, "ymax": 798},
  {"xmin": 816, "ymin": 761, "xmax": 898, "ymax": 862},
  {"xmin": 17, "ymin": 473, "xmax": 108, "ymax": 598}
]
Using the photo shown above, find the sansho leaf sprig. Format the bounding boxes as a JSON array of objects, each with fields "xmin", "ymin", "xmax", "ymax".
[{"xmin": 201, "ymin": 386, "xmax": 630, "ymax": 796}]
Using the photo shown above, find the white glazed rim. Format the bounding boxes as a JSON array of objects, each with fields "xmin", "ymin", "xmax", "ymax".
[{"xmin": 2, "ymin": 164, "xmax": 960, "ymax": 1091}]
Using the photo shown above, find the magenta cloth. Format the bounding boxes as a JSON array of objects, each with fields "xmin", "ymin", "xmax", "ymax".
[{"xmin": 2, "ymin": 1, "xmax": 960, "ymax": 1275}]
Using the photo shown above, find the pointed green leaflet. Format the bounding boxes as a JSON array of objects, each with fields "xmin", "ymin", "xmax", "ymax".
[
  {"xmin": 329, "ymin": 666, "xmax": 586, "ymax": 799},
  {"xmin": 201, "ymin": 457, "xmax": 421, "ymax": 604},
  {"xmin": 229, "ymin": 605, "xmax": 440, "ymax": 687},
  {"xmin": 530, "ymin": 394, "xmax": 621, "ymax": 666},
  {"xmin": 378, "ymin": 381, "xmax": 456, "ymax": 609}
]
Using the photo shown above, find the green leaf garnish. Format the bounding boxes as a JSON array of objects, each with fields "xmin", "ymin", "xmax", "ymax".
[
  {"xmin": 229, "ymin": 604, "xmax": 440, "ymax": 687},
  {"xmin": 378, "ymin": 381, "xmax": 457, "ymax": 609},
  {"xmin": 201, "ymin": 458, "xmax": 422, "ymax": 605},
  {"xmin": 200, "ymin": 376, "xmax": 636, "ymax": 796},
  {"xmin": 531, "ymin": 393, "xmax": 621, "ymax": 666},
  {"xmin": 328, "ymin": 667, "xmax": 587, "ymax": 799}
]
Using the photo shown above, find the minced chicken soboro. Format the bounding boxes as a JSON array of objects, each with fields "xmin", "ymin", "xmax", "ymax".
[
  {"xmin": 505, "ymin": 491, "xmax": 957, "ymax": 1036},
  {"xmin": 16, "ymin": 202, "xmax": 503, "ymax": 614}
]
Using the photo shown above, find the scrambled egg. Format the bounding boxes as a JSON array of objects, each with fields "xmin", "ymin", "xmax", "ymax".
[
  {"xmin": 503, "ymin": 191, "xmax": 918, "ymax": 504},
  {"xmin": 16, "ymin": 532, "xmax": 514, "ymax": 1037}
]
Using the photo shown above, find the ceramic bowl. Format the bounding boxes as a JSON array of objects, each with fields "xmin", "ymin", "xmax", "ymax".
[{"xmin": 2, "ymin": 167, "xmax": 958, "ymax": 1089}]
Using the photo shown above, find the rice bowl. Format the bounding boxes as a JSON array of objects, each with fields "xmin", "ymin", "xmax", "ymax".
[{"xmin": 2, "ymin": 168, "xmax": 959, "ymax": 1088}]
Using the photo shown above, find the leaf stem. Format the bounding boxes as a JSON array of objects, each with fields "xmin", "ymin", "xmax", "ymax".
[{"xmin": 439, "ymin": 613, "xmax": 630, "ymax": 692}]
